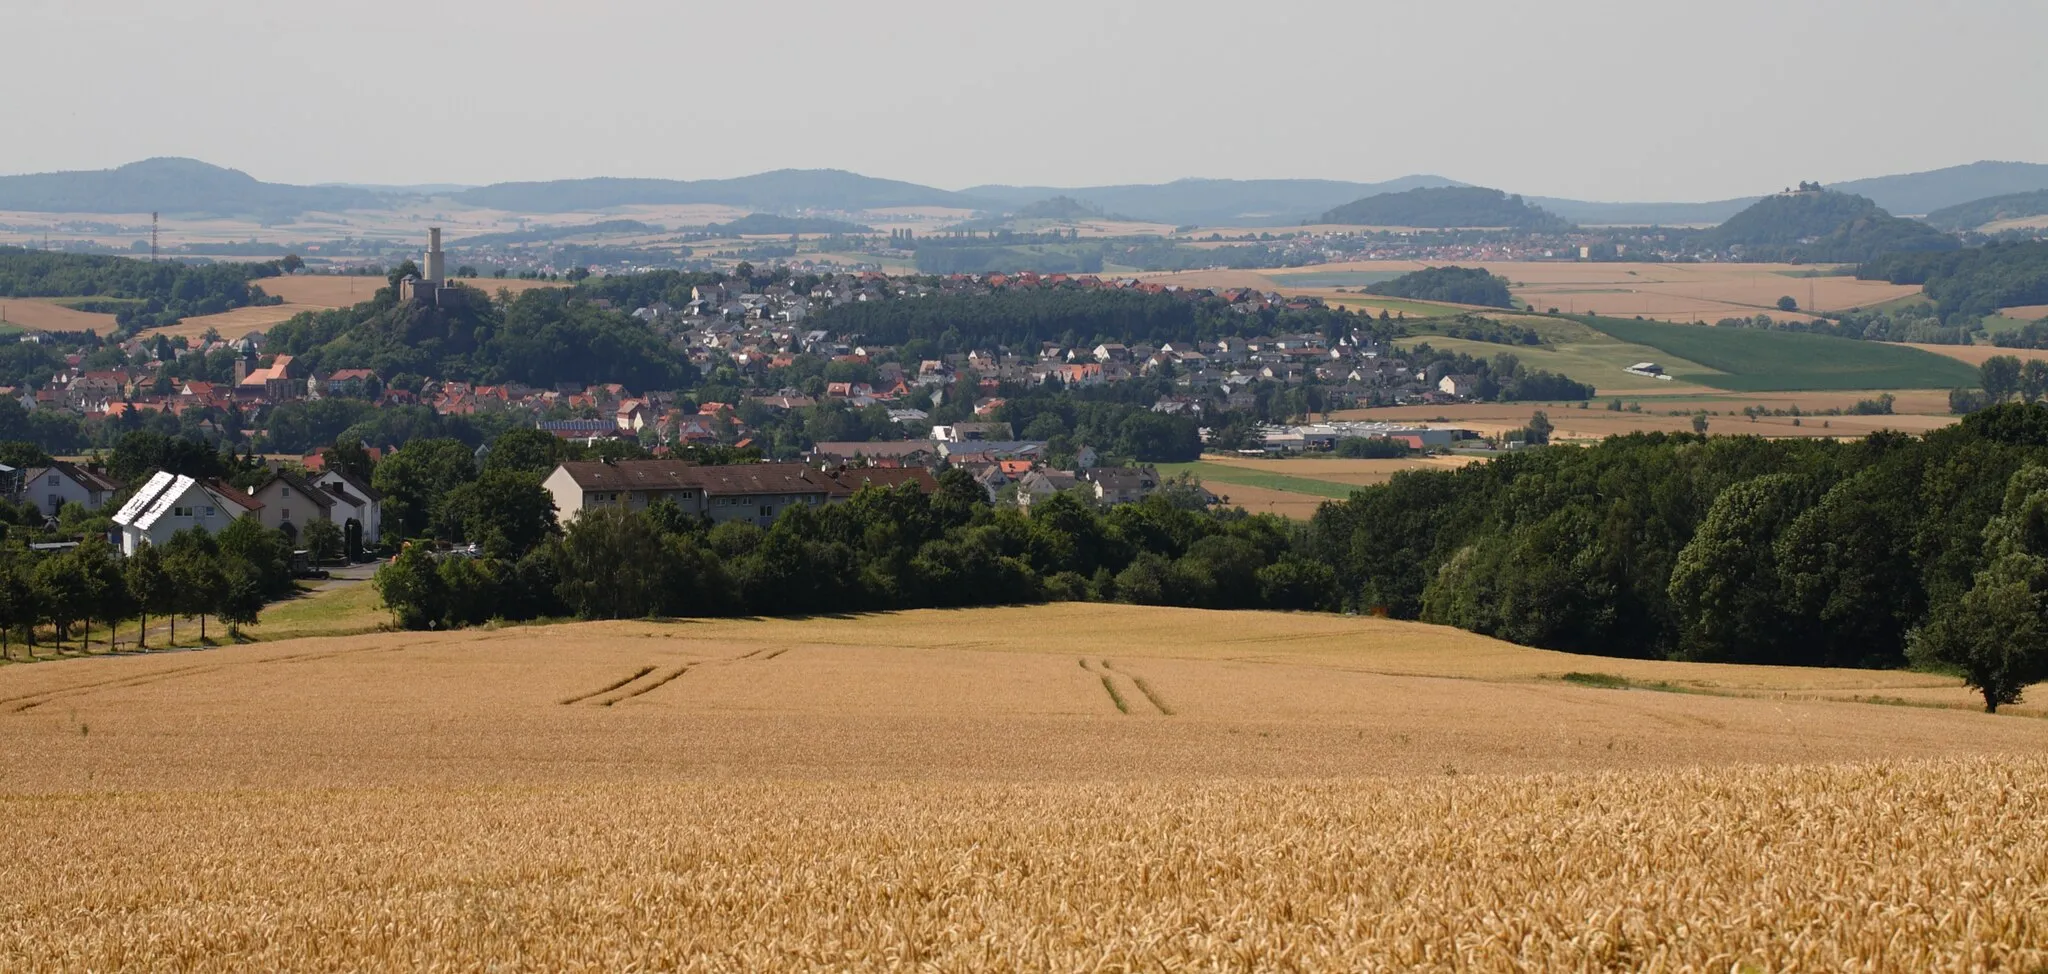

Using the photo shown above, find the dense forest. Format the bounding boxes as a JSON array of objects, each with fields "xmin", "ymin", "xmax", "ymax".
[
  {"xmin": 1319, "ymin": 187, "xmax": 1573, "ymax": 232},
  {"xmin": 1365, "ymin": 266, "xmax": 1514, "ymax": 308},
  {"xmin": 372, "ymin": 407, "xmax": 2048, "ymax": 710},
  {"xmin": 1923, "ymin": 190, "xmax": 2048, "ymax": 232},
  {"xmin": 0, "ymin": 248, "xmax": 283, "ymax": 329},
  {"xmin": 1858, "ymin": 240, "xmax": 2048, "ymax": 319},
  {"xmin": 1708, "ymin": 190, "xmax": 1956, "ymax": 262}
]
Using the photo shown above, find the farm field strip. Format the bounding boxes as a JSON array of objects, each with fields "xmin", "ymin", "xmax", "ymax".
[
  {"xmin": 1, "ymin": 602, "xmax": 2045, "ymax": 970},
  {"xmin": 1583, "ymin": 317, "xmax": 1981, "ymax": 391},
  {"xmin": 1155, "ymin": 461, "xmax": 1359, "ymax": 499}
]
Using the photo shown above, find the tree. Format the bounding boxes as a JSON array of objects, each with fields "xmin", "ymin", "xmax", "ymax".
[
  {"xmin": 2023, "ymin": 359, "xmax": 2048, "ymax": 404},
  {"xmin": 1667, "ymin": 473, "xmax": 1814, "ymax": 663},
  {"xmin": 434, "ymin": 470, "xmax": 559, "ymax": 560},
  {"xmin": 167, "ymin": 549, "xmax": 227, "ymax": 643},
  {"xmin": 0, "ymin": 563, "xmax": 27, "ymax": 660},
  {"xmin": 74, "ymin": 538, "xmax": 131, "ymax": 653},
  {"xmin": 1776, "ymin": 295, "xmax": 1798, "ymax": 312},
  {"xmin": 551, "ymin": 507, "xmax": 668, "ymax": 619},
  {"xmin": 217, "ymin": 560, "xmax": 266, "ymax": 637},
  {"xmin": 480, "ymin": 428, "xmax": 566, "ymax": 476},
  {"xmin": 280, "ymin": 254, "xmax": 304, "ymax": 274},
  {"xmin": 376, "ymin": 545, "xmax": 446, "ymax": 630},
  {"xmin": 372, "ymin": 438, "xmax": 477, "ymax": 539},
  {"xmin": 322, "ymin": 437, "xmax": 376, "ymax": 481},
  {"xmin": 124, "ymin": 544, "xmax": 173, "ymax": 651},
  {"xmin": 1691, "ymin": 412, "xmax": 1710, "ymax": 435},
  {"xmin": 1910, "ymin": 465, "xmax": 2048, "ymax": 711},
  {"xmin": 31, "ymin": 552, "xmax": 92, "ymax": 653},
  {"xmin": 1982, "ymin": 355, "xmax": 2023, "ymax": 403},
  {"xmin": 302, "ymin": 518, "xmax": 343, "ymax": 564},
  {"xmin": 1525, "ymin": 410, "xmax": 1554, "ymax": 446}
]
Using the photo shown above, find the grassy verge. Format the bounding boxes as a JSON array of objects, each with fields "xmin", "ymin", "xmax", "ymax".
[{"xmin": 242, "ymin": 581, "xmax": 387, "ymax": 641}]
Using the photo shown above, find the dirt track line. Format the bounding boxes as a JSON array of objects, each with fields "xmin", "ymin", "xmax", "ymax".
[
  {"xmin": 9, "ymin": 665, "xmax": 229, "ymax": 713},
  {"xmin": 602, "ymin": 665, "xmax": 693, "ymax": 706},
  {"xmin": 1080, "ymin": 659, "xmax": 1130, "ymax": 714},
  {"xmin": 1104, "ymin": 660, "xmax": 1174, "ymax": 715},
  {"xmin": 761, "ymin": 648, "xmax": 792, "ymax": 661},
  {"xmin": 559, "ymin": 666, "xmax": 655, "ymax": 706}
]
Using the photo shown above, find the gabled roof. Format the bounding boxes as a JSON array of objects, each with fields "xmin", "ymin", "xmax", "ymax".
[
  {"xmin": 318, "ymin": 468, "xmax": 383, "ymax": 503},
  {"xmin": 29, "ymin": 460, "xmax": 122, "ymax": 494},
  {"xmin": 113, "ymin": 471, "xmax": 183, "ymax": 528},
  {"xmin": 206, "ymin": 480, "xmax": 263, "ymax": 513},
  {"xmin": 254, "ymin": 471, "xmax": 334, "ymax": 511}
]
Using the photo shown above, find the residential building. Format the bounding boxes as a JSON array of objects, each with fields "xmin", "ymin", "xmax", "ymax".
[
  {"xmin": 1083, "ymin": 466, "xmax": 1160, "ymax": 505},
  {"xmin": 248, "ymin": 471, "xmax": 336, "ymax": 543},
  {"xmin": 111, "ymin": 471, "xmax": 261, "ymax": 556},
  {"xmin": 313, "ymin": 469, "xmax": 385, "ymax": 547},
  {"xmin": 543, "ymin": 460, "xmax": 937, "ymax": 527},
  {"xmin": 21, "ymin": 461, "xmax": 122, "ymax": 517}
]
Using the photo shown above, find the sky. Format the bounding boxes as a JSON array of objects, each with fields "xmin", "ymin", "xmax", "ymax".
[{"xmin": 7, "ymin": 0, "xmax": 2047, "ymax": 202}]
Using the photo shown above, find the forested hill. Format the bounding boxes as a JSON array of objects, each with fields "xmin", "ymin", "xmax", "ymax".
[
  {"xmin": 1708, "ymin": 190, "xmax": 1956, "ymax": 261},
  {"xmin": 704, "ymin": 214, "xmax": 873, "ymax": 234},
  {"xmin": 1858, "ymin": 241, "xmax": 2048, "ymax": 318},
  {"xmin": 452, "ymin": 169, "xmax": 984, "ymax": 213},
  {"xmin": 1365, "ymin": 266, "xmax": 1514, "ymax": 308},
  {"xmin": 261, "ymin": 281, "xmax": 696, "ymax": 392},
  {"xmin": 0, "ymin": 158, "xmax": 380, "ymax": 217},
  {"xmin": 1924, "ymin": 190, "xmax": 2048, "ymax": 232},
  {"xmin": 1319, "ymin": 187, "xmax": 1574, "ymax": 231},
  {"xmin": 1828, "ymin": 161, "xmax": 2048, "ymax": 216},
  {"xmin": 960, "ymin": 176, "xmax": 1464, "ymax": 227}
]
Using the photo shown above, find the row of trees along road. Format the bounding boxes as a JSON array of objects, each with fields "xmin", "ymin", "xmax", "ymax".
[{"xmin": 0, "ymin": 520, "xmax": 295, "ymax": 659}]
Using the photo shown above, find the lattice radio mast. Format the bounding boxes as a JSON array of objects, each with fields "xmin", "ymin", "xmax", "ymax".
[{"xmin": 151, "ymin": 212, "xmax": 160, "ymax": 262}]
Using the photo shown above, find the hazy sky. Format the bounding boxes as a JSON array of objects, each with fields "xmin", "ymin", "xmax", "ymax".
[{"xmin": 8, "ymin": 0, "xmax": 2046, "ymax": 201}]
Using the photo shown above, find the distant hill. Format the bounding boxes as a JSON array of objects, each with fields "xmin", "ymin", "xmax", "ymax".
[
  {"xmin": 1529, "ymin": 196, "xmax": 1759, "ymax": 226},
  {"xmin": 1364, "ymin": 266, "xmax": 1514, "ymax": 308},
  {"xmin": 1924, "ymin": 190, "xmax": 2048, "ymax": 231},
  {"xmin": 1013, "ymin": 196, "xmax": 1127, "ymax": 221},
  {"xmin": 453, "ymin": 169, "xmax": 985, "ymax": 213},
  {"xmin": 704, "ymin": 213, "xmax": 873, "ymax": 235},
  {"xmin": 1827, "ymin": 161, "xmax": 2048, "ymax": 216},
  {"xmin": 961, "ymin": 176, "xmax": 1465, "ymax": 227},
  {"xmin": 0, "ymin": 158, "xmax": 381, "ymax": 217},
  {"xmin": 1320, "ymin": 187, "xmax": 1573, "ymax": 231},
  {"xmin": 1709, "ymin": 189, "xmax": 1957, "ymax": 261}
]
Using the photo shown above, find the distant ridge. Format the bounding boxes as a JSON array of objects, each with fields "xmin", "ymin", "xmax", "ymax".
[
  {"xmin": 960, "ymin": 176, "xmax": 1467, "ymax": 227},
  {"xmin": 1826, "ymin": 161, "xmax": 2048, "ymax": 216},
  {"xmin": 0, "ymin": 158, "xmax": 380, "ymax": 217},
  {"xmin": 451, "ymin": 169, "xmax": 988, "ymax": 213}
]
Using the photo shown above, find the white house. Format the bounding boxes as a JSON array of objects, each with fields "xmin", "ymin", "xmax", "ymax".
[
  {"xmin": 312, "ymin": 469, "xmax": 384, "ymax": 546},
  {"xmin": 111, "ymin": 471, "xmax": 261, "ymax": 556},
  {"xmin": 20, "ymin": 461, "xmax": 122, "ymax": 518},
  {"xmin": 1437, "ymin": 374, "xmax": 1479, "ymax": 398},
  {"xmin": 248, "ymin": 471, "xmax": 335, "ymax": 544}
]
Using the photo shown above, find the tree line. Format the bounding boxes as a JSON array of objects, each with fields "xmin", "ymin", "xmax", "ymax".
[{"xmin": 0, "ymin": 248, "xmax": 284, "ymax": 330}]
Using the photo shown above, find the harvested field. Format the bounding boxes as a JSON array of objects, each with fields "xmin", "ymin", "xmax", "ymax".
[
  {"xmin": 1190, "ymin": 481, "xmax": 1331, "ymax": 519},
  {"xmin": 148, "ymin": 303, "xmax": 312, "ymax": 340},
  {"xmin": 4, "ymin": 605, "xmax": 2044, "ymax": 969},
  {"xmin": 1905, "ymin": 342, "xmax": 2048, "ymax": 366},
  {"xmin": 2004, "ymin": 304, "xmax": 2048, "ymax": 321},
  {"xmin": 0, "ymin": 297, "xmax": 118, "ymax": 333}
]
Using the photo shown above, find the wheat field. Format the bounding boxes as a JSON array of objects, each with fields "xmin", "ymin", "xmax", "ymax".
[{"xmin": 2, "ymin": 604, "xmax": 2044, "ymax": 969}]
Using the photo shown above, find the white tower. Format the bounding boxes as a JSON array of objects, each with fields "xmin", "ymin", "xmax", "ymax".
[{"xmin": 424, "ymin": 227, "xmax": 445, "ymax": 284}]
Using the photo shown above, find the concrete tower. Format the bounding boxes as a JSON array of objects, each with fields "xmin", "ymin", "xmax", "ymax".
[{"xmin": 425, "ymin": 227, "xmax": 445, "ymax": 284}]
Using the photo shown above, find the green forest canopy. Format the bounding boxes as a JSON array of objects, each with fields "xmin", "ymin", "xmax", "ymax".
[
  {"xmin": 1707, "ymin": 190, "xmax": 1957, "ymax": 262},
  {"xmin": 1319, "ymin": 187, "xmax": 1574, "ymax": 232},
  {"xmin": 1365, "ymin": 266, "xmax": 1514, "ymax": 308},
  {"xmin": 0, "ymin": 248, "xmax": 282, "ymax": 329},
  {"xmin": 1923, "ymin": 190, "xmax": 2048, "ymax": 232},
  {"xmin": 1858, "ymin": 240, "xmax": 2048, "ymax": 319}
]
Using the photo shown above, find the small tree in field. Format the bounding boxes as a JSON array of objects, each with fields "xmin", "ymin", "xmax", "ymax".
[{"xmin": 1777, "ymin": 295, "xmax": 1798, "ymax": 312}]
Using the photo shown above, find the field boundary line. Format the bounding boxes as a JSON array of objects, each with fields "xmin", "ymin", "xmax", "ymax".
[
  {"xmin": 559, "ymin": 666, "xmax": 655, "ymax": 705},
  {"xmin": 5, "ymin": 664, "xmax": 228, "ymax": 713}
]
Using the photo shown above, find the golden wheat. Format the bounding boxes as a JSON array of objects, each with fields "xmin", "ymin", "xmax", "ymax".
[{"xmin": 3, "ymin": 606, "xmax": 2045, "ymax": 969}]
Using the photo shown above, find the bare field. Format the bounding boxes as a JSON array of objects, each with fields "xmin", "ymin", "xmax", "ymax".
[
  {"xmin": 2, "ymin": 605, "xmax": 2044, "ymax": 968},
  {"xmin": 1202, "ymin": 453, "xmax": 1480, "ymax": 487},
  {"xmin": 1198, "ymin": 481, "xmax": 1332, "ymax": 519},
  {"xmin": 2003, "ymin": 304, "xmax": 2048, "ymax": 321},
  {"xmin": 150, "ymin": 303, "xmax": 317, "ymax": 340},
  {"xmin": 0, "ymin": 297, "xmax": 118, "ymax": 333},
  {"xmin": 1904, "ymin": 342, "xmax": 2048, "ymax": 366}
]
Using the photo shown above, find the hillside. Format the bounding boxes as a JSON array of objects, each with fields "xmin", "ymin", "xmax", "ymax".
[
  {"xmin": 1320, "ymin": 186, "xmax": 1574, "ymax": 231},
  {"xmin": 452, "ymin": 169, "xmax": 984, "ymax": 213},
  {"xmin": 1925, "ymin": 190, "xmax": 2048, "ymax": 231},
  {"xmin": 704, "ymin": 213, "xmax": 873, "ymax": 234},
  {"xmin": 1829, "ymin": 161, "xmax": 2048, "ymax": 216},
  {"xmin": 961, "ymin": 176, "xmax": 1466, "ymax": 226},
  {"xmin": 1708, "ymin": 190, "xmax": 1957, "ymax": 261},
  {"xmin": 1859, "ymin": 240, "xmax": 2048, "ymax": 318},
  {"xmin": 1364, "ymin": 266, "xmax": 1514, "ymax": 307},
  {"xmin": 1530, "ymin": 196, "xmax": 1758, "ymax": 226},
  {"xmin": 0, "ymin": 158, "xmax": 381, "ymax": 217}
]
